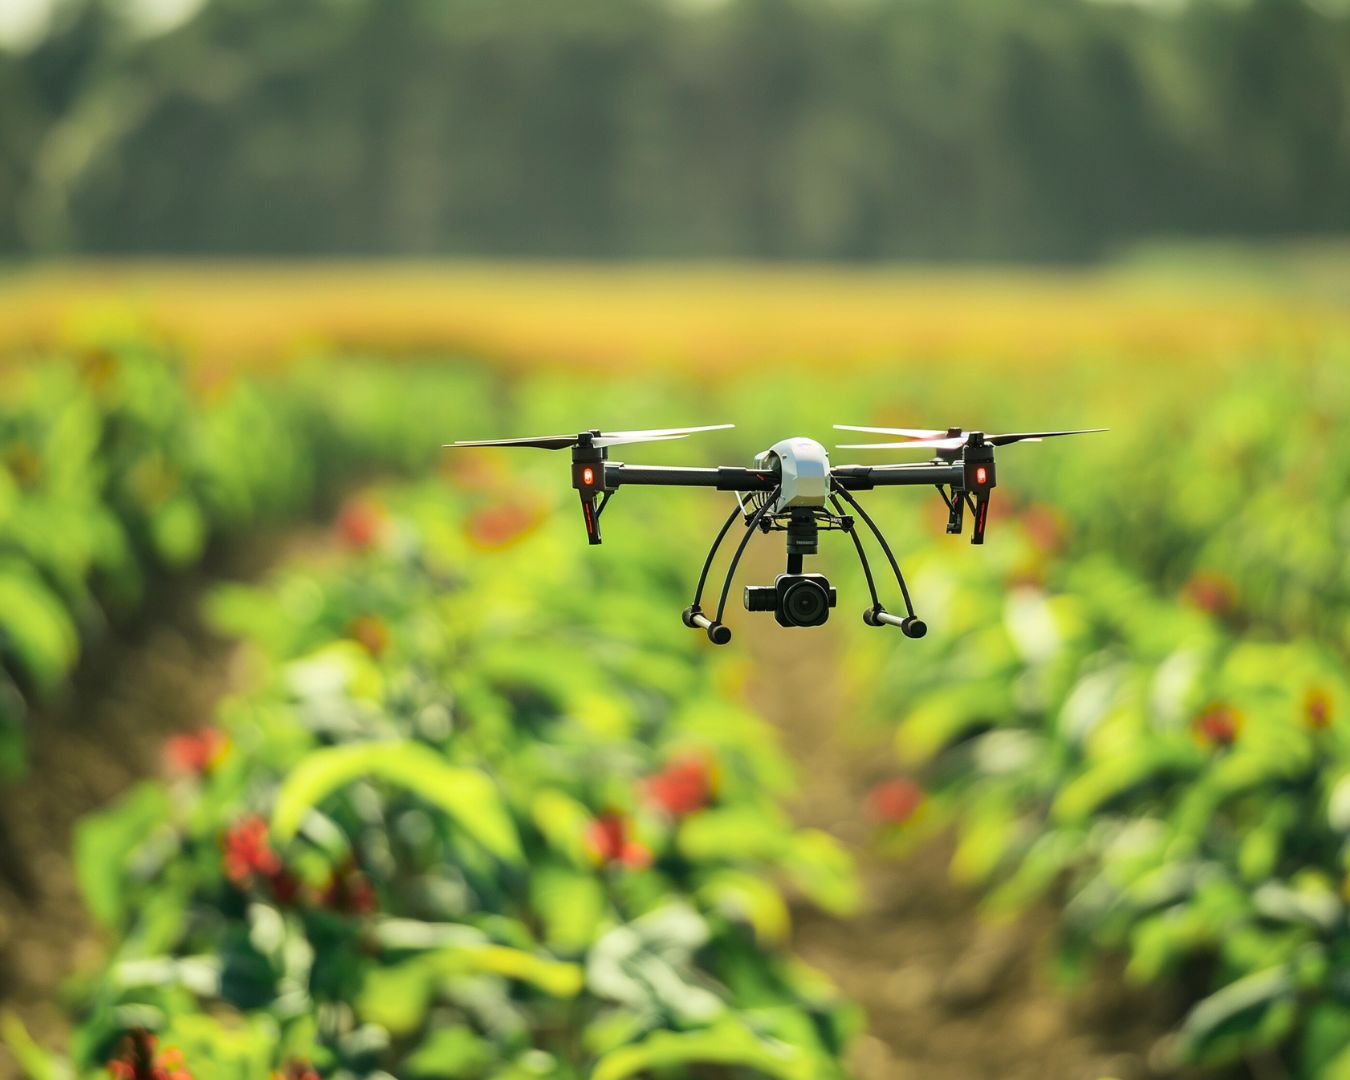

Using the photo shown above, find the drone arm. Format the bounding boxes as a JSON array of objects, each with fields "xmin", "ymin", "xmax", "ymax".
[
  {"xmin": 604, "ymin": 463, "xmax": 776, "ymax": 491},
  {"xmin": 831, "ymin": 463, "xmax": 964, "ymax": 490}
]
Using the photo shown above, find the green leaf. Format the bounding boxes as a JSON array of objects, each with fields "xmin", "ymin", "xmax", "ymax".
[
  {"xmin": 0, "ymin": 1011, "xmax": 71, "ymax": 1080},
  {"xmin": 530, "ymin": 864, "xmax": 607, "ymax": 952},
  {"xmin": 591, "ymin": 1020, "xmax": 822, "ymax": 1080},
  {"xmin": 271, "ymin": 741, "xmax": 522, "ymax": 864},
  {"xmin": 0, "ymin": 565, "xmax": 80, "ymax": 693},
  {"xmin": 782, "ymin": 830, "xmax": 860, "ymax": 916},
  {"xmin": 403, "ymin": 1026, "xmax": 496, "ymax": 1079},
  {"xmin": 696, "ymin": 869, "xmax": 791, "ymax": 944},
  {"xmin": 677, "ymin": 806, "xmax": 790, "ymax": 863},
  {"xmin": 1176, "ymin": 964, "xmax": 1297, "ymax": 1065},
  {"xmin": 73, "ymin": 782, "xmax": 171, "ymax": 928},
  {"xmin": 360, "ymin": 941, "xmax": 582, "ymax": 1034},
  {"xmin": 150, "ymin": 495, "xmax": 206, "ymax": 567}
]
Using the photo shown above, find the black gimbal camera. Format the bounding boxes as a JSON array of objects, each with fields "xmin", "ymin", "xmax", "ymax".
[{"xmin": 742, "ymin": 507, "xmax": 837, "ymax": 627}]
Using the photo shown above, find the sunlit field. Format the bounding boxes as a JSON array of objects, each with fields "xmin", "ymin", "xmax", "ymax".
[
  {"xmin": 1, "ymin": 261, "xmax": 1348, "ymax": 1078},
  {"xmin": 3, "ymin": 257, "xmax": 1348, "ymax": 373}
]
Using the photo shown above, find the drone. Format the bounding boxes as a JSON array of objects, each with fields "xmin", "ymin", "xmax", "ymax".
[{"xmin": 445, "ymin": 423, "xmax": 1104, "ymax": 645}]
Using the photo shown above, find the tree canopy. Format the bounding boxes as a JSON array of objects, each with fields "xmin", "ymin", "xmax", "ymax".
[{"xmin": 2, "ymin": 0, "xmax": 1347, "ymax": 260}]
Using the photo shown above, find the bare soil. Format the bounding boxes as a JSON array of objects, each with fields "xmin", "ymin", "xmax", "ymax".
[
  {"xmin": 0, "ymin": 532, "xmax": 301, "ymax": 1060},
  {"xmin": 740, "ymin": 579, "xmax": 1214, "ymax": 1080}
]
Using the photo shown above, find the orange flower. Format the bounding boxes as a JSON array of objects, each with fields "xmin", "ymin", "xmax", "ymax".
[
  {"xmin": 642, "ymin": 754, "xmax": 715, "ymax": 818},
  {"xmin": 222, "ymin": 815, "xmax": 282, "ymax": 889},
  {"xmin": 585, "ymin": 811, "xmax": 652, "ymax": 869},
  {"xmin": 106, "ymin": 1031, "xmax": 192, "ymax": 1080},
  {"xmin": 1183, "ymin": 572, "xmax": 1237, "ymax": 618},
  {"xmin": 321, "ymin": 862, "xmax": 378, "ymax": 916},
  {"xmin": 1192, "ymin": 702, "xmax": 1242, "ymax": 748},
  {"xmin": 1306, "ymin": 687, "xmax": 1334, "ymax": 731},
  {"xmin": 865, "ymin": 778, "xmax": 926, "ymax": 825},
  {"xmin": 273, "ymin": 1064, "xmax": 322, "ymax": 1080},
  {"xmin": 347, "ymin": 615, "xmax": 391, "ymax": 657},
  {"xmin": 1019, "ymin": 504, "xmax": 1066, "ymax": 555},
  {"xmin": 163, "ymin": 727, "xmax": 229, "ymax": 777},
  {"xmin": 335, "ymin": 498, "xmax": 386, "ymax": 551},
  {"xmin": 465, "ymin": 501, "xmax": 546, "ymax": 551}
]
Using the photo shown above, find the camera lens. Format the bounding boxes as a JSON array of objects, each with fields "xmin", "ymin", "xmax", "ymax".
[
  {"xmin": 780, "ymin": 578, "xmax": 829, "ymax": 627},
  {"xmin": 743, "ymin": 585, "xmax": 778, "ymax": 612}
]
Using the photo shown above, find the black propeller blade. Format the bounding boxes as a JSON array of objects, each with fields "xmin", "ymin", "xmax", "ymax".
[{"xmin": 445, "ymin": 424, "xmax": 734, "ymax": 451}]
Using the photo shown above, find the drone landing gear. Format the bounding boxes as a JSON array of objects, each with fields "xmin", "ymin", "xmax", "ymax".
[
  {"xmin": 682, "ymin": 486, "xmax": 781, "ymax": 645},
  {"xmin": 830, "ymin": 484, "xmax": 926, "ymax": 639}
]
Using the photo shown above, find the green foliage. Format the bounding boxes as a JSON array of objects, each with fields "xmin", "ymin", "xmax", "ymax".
[
  {"xmin": 3, "ymin": 0, "xmax": 1349, "ymax": 259},
  {"xmin": 859, "ymin": 352, "xmax": 1350, "ymax": 1073},
  {"xmin": 47, "ymin": 477, "xmax": 856, "ymax": 1077}
]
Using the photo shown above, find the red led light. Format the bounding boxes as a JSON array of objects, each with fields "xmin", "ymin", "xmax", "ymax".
[
  {"xmin": 975, "ymin": 466, "xmax": 988, "ymax": 485},
  {"xmin": 582, "ymin": 466, "xmax": 595, "ymax": 485}
]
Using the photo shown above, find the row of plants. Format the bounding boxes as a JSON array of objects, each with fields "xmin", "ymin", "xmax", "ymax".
[
  {"xmin": 7, "ymin": 475, "xmax": 860, "ymax": 1078},
  {"xmin": 859, "ymin": 488, "xmax": 1350, "ymax": 1076},
  {"xmin": 1003, "ymin": 350, "xmax": 1350, "ymax": 656},
  {"xmin": 0, "ymin": 344, "xmax": 493, "ymax": 779}
]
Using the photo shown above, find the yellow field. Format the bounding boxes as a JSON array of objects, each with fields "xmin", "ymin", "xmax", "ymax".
[{"xmin": 1, "ymin": 260, "xmax": 1346, "ymax": 374}]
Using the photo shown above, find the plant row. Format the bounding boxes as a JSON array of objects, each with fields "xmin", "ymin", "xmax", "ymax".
[
  {"xmin": 8, "ymin": 477, "xmax": 859, "ymax": 1079},
  {"xmin": 0, "ymin": 345, "xmax": 493, "ymax": 778},
  {"xmin": 862, "ymin": 503, "xmax": 1350, "ymax": 1076}
]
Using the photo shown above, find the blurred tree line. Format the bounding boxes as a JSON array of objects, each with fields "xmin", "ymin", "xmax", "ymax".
[{"xmin": 1, "ymin": 0, "xmax": 1347, "ymax": 261}]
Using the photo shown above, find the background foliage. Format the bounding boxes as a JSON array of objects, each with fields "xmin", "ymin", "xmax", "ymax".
[{"xmin": 2, "ymin": 0, "xmax": 1349, "ymax": 260}]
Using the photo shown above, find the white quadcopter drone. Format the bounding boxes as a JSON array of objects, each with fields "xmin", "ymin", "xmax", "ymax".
[{"xmin": 445, "ymin": 424, "xmax": 1103, "ymax": 645}]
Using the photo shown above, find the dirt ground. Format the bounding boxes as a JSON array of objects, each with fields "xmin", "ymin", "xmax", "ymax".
[
  {"xmin": 0, "ymin": 534, "xmax": 298, "ymax": 1060},
  {"xmin": 741, "ymin": 579, "xmax": 1214, "ymax": 1080}
]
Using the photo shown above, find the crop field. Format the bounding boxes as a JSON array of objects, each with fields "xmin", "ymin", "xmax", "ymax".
[{"xmin": 0, "ymin": 263, "xmax": 1347, "ymax": 1079}]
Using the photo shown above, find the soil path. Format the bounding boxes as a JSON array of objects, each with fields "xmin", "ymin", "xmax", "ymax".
[
  {"xmin": 739, "ymin": 556, "xmax": 1204, "ymax": 1080},
  {"xmin": 0, "ymin": 530, "xmax": 310, "ymax": 1059}
]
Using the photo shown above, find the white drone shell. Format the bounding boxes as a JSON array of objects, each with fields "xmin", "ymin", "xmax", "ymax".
[{"xmin": 754, "ymin": 437, "xmax": 831, "ymax": 513}]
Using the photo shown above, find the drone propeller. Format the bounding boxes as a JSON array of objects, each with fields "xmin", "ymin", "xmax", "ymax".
[
  {"xmin": 835, "ymin": 426, "xmax": 1105, "ymax": 546},
  {"xmin": 836, "ymin": 427, "xmax": 1106, "ymax": 450},
  {"xmin": 446, "ymin": 424, "xmax": 735, "ymax": 547},
  {"xmin": 445, "ymin": 424, "xmax": 733, "ymax": 451},
  {"xmin": 834, "ymin": 424, "xmax": 950, "ymax": 440}
]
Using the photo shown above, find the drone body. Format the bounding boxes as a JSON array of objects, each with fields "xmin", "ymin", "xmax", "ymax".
[
  {"xmin": 757, "ymin": 437, "xmax": 831, "ymax": 511},
  {"xmin": 446, "ymin": 423, "xmax": 1103, "ymax": 646}
]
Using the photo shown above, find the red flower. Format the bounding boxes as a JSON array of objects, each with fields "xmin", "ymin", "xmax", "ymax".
[
  {"xmin": 321, "ymin": 863, "xmax": 378, "ymax": 916},
  {"xmin": 163, "ymin": 727, "xmax": 228, "ymax": 777},
  {"xmin": 642, "ymin": 754, "xmax": 714, "ymax": 818},
  {"xmin": 1019, "ymin": 504, "xmax": 1066, "ymax": 555},
  {"xmin": 585, "ymin": 811, "xmax": 652, "ymax": 869},
  {"xmin": 465, "ymin": 502, "xmax": 545, "ymax": 551},
  {"xmin": 273, "ymin": 1064, "xmax": 322, "ymax": 1080},
  {"xmin": 347, "ymin": 615, "xmax": 390, "ymax": 658},
  {"xmin": 222, "ymin": 816, "xmax": 283, "ymax": 890},
  {"xmin": 106, "ymin": 1031, "xmax": 192, "ymax": 1080},
  {"xmin": 865, "ymin": 778, "xmax": 926, "ymax": 825},
  {"xmin": 1306, "ymin": 687, "xmax": 1334, "ymax": 731},
  {"xmin": 336, "ymin": 498, "xmax": 386, "ymax": 551},
  {"xmin": 1183, "ymin": 572, "xmax": 1237, "ymax": 617},
  {"xmin": 1193, "ymin": 702, "xmax": 1242, "ymax": 748}
]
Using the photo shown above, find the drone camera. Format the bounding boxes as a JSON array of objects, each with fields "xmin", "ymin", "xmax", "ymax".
[{"xmin": 744, "ymin": 573, "xmax": 837, "ymax": 628}]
